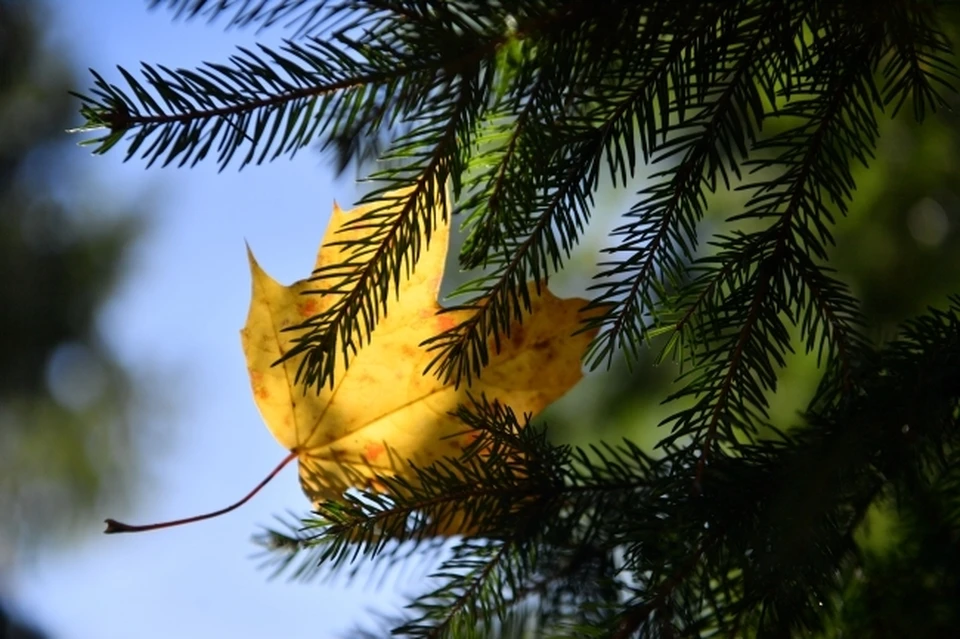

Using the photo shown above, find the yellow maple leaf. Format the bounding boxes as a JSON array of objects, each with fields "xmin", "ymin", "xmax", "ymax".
[
  {"xmin": 104, "ymin": 188, "xmax": 596, "ymax": 534},
  {"xmin": 243, "ymin": 190, "xmax": 596, "ymax": 507}
]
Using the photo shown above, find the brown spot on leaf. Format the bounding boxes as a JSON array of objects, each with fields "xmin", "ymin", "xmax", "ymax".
[
  {"xmin": 298, "ymin": 298, "xmax": 319, "ymax": 317},
  {"xmin": 363, "ymin": 442, "xmax": 385, "ymax": 462},
  {"xmin": 533, "ymin": 339, "xmax": 550, "ymax": 351},
  {"xmin": 436, "ymin": 314, "xmax": 457, "ymax": 332},
  {"xmin": 249, "ymin": 371, "xmax": 269, "ymax": 399}
]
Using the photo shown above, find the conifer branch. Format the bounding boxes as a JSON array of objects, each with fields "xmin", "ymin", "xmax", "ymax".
[
  {"xmin": 585, "ymin": 1, "xmax": 793, "ymax": 368},
  {"xmin": 396, "ymin": 539, "xmax": 517, "ymax": 638},
  {"xmin": 786, "ymin": 250, "xmax": 865, "ymax": 387},
  {"xmin": 74, "ymin": 38, "xmax": 483, "ymax": 170},
  {"xmin": 257, "ymin": 300, "xmax": 960, "ymax": 634},
  {"xmin": 662, "ymin": 25, "xmax": 884, "ymax": 459},
  {"xmin": 881, "ymin": 0, "xmax": 957, "ymax": 118},
  {"xmin": 283, "ymin": 76, "xmax": 475, "ymax": 387},
  {"xmin": 149, "ymin": 0, "xmax": 327, "ymax": 34},
  {"xmin": 425, "ymin": 5, "xmax": 732, "ymax": 385},
  {"xmin": 613, "ymin": 541, "xmax": 709, "ymax": 639},
  {"xmin": 424, "ymin": 147, "xmax": 597, "ymax": 385},
  {"xmin": 456, "ymin": 69, "xmax": 552, "ymax": 271}
]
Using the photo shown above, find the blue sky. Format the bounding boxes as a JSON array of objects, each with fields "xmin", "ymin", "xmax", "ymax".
[{"xmin": 14, "ymin": 2, "xmax": 394, "ymax": 637}]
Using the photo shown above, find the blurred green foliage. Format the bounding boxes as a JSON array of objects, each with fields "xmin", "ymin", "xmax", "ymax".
[{"xmin": 0, "ymin": 0, "xmax": 145, "ymax": 566}]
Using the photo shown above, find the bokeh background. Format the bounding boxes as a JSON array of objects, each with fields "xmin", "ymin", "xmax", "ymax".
[
  {"xmin": 2, "ymin": 1, "xmax": 959, "ymax": 637},
  {"xmin": 3, "ymin": 1, "xmax": 376, "ymax": 636}
]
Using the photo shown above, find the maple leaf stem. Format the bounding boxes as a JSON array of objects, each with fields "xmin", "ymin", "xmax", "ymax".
[{"xmin": 103, "ymin": 450, "xmax": 299, "ymax": 534}]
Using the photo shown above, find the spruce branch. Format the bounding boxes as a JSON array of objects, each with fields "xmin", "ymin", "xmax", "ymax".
[
  {"xmin": 881, "ymin": 0, "xmax": 958, "ymax": 119},
  {"xmin": 80, "ymin": 36, "xmax": 493, "ymax": 170},
  {"xmin": 612, "ymin": 540, "xmax": 710, "ymax": 639},
  {"xmin": 424, "ymin": 3, "xmax": 733, "ymax": 385},
  {"xmin": 584, "ymin": 0, "xmax": 798, "ymax": 369},
  {"xmin": 784, "ymin": 250, "xmax": 865, "ymax": 388},
  {"xmin": 423, "ymin": 144, "xmax": 597, "ymax": 385},
  {"xmin": 661, "ymin": 23, "xmax": 885, "ymax": 463},
  {"xmin": 255, "ymin": 296, "xmax": 960, "ymax": 634},
  {"xmin": 75, "ymin": 0, "xmax": 517, "ymax": 171},
  {"xmin": 282, "ymin": 74, "xmax": 479, "ymax": 387},
  {"xmin": 256, "ymin": 397, "xmax": 559, "ymax": 570},
  {"xmin": 394, "ymin": 539, "xmax": 518, "ymax": 638},
  {"xmin": 454, "ymin": 0, "xmax": 667, "ymax": 271},
  {"xmin": 149, "ymin": 0, "xmax": 328, "ymax": 35},
  {"xmin": 456, "ymin": 68, "xmax": 552, "ymax": 272}
]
